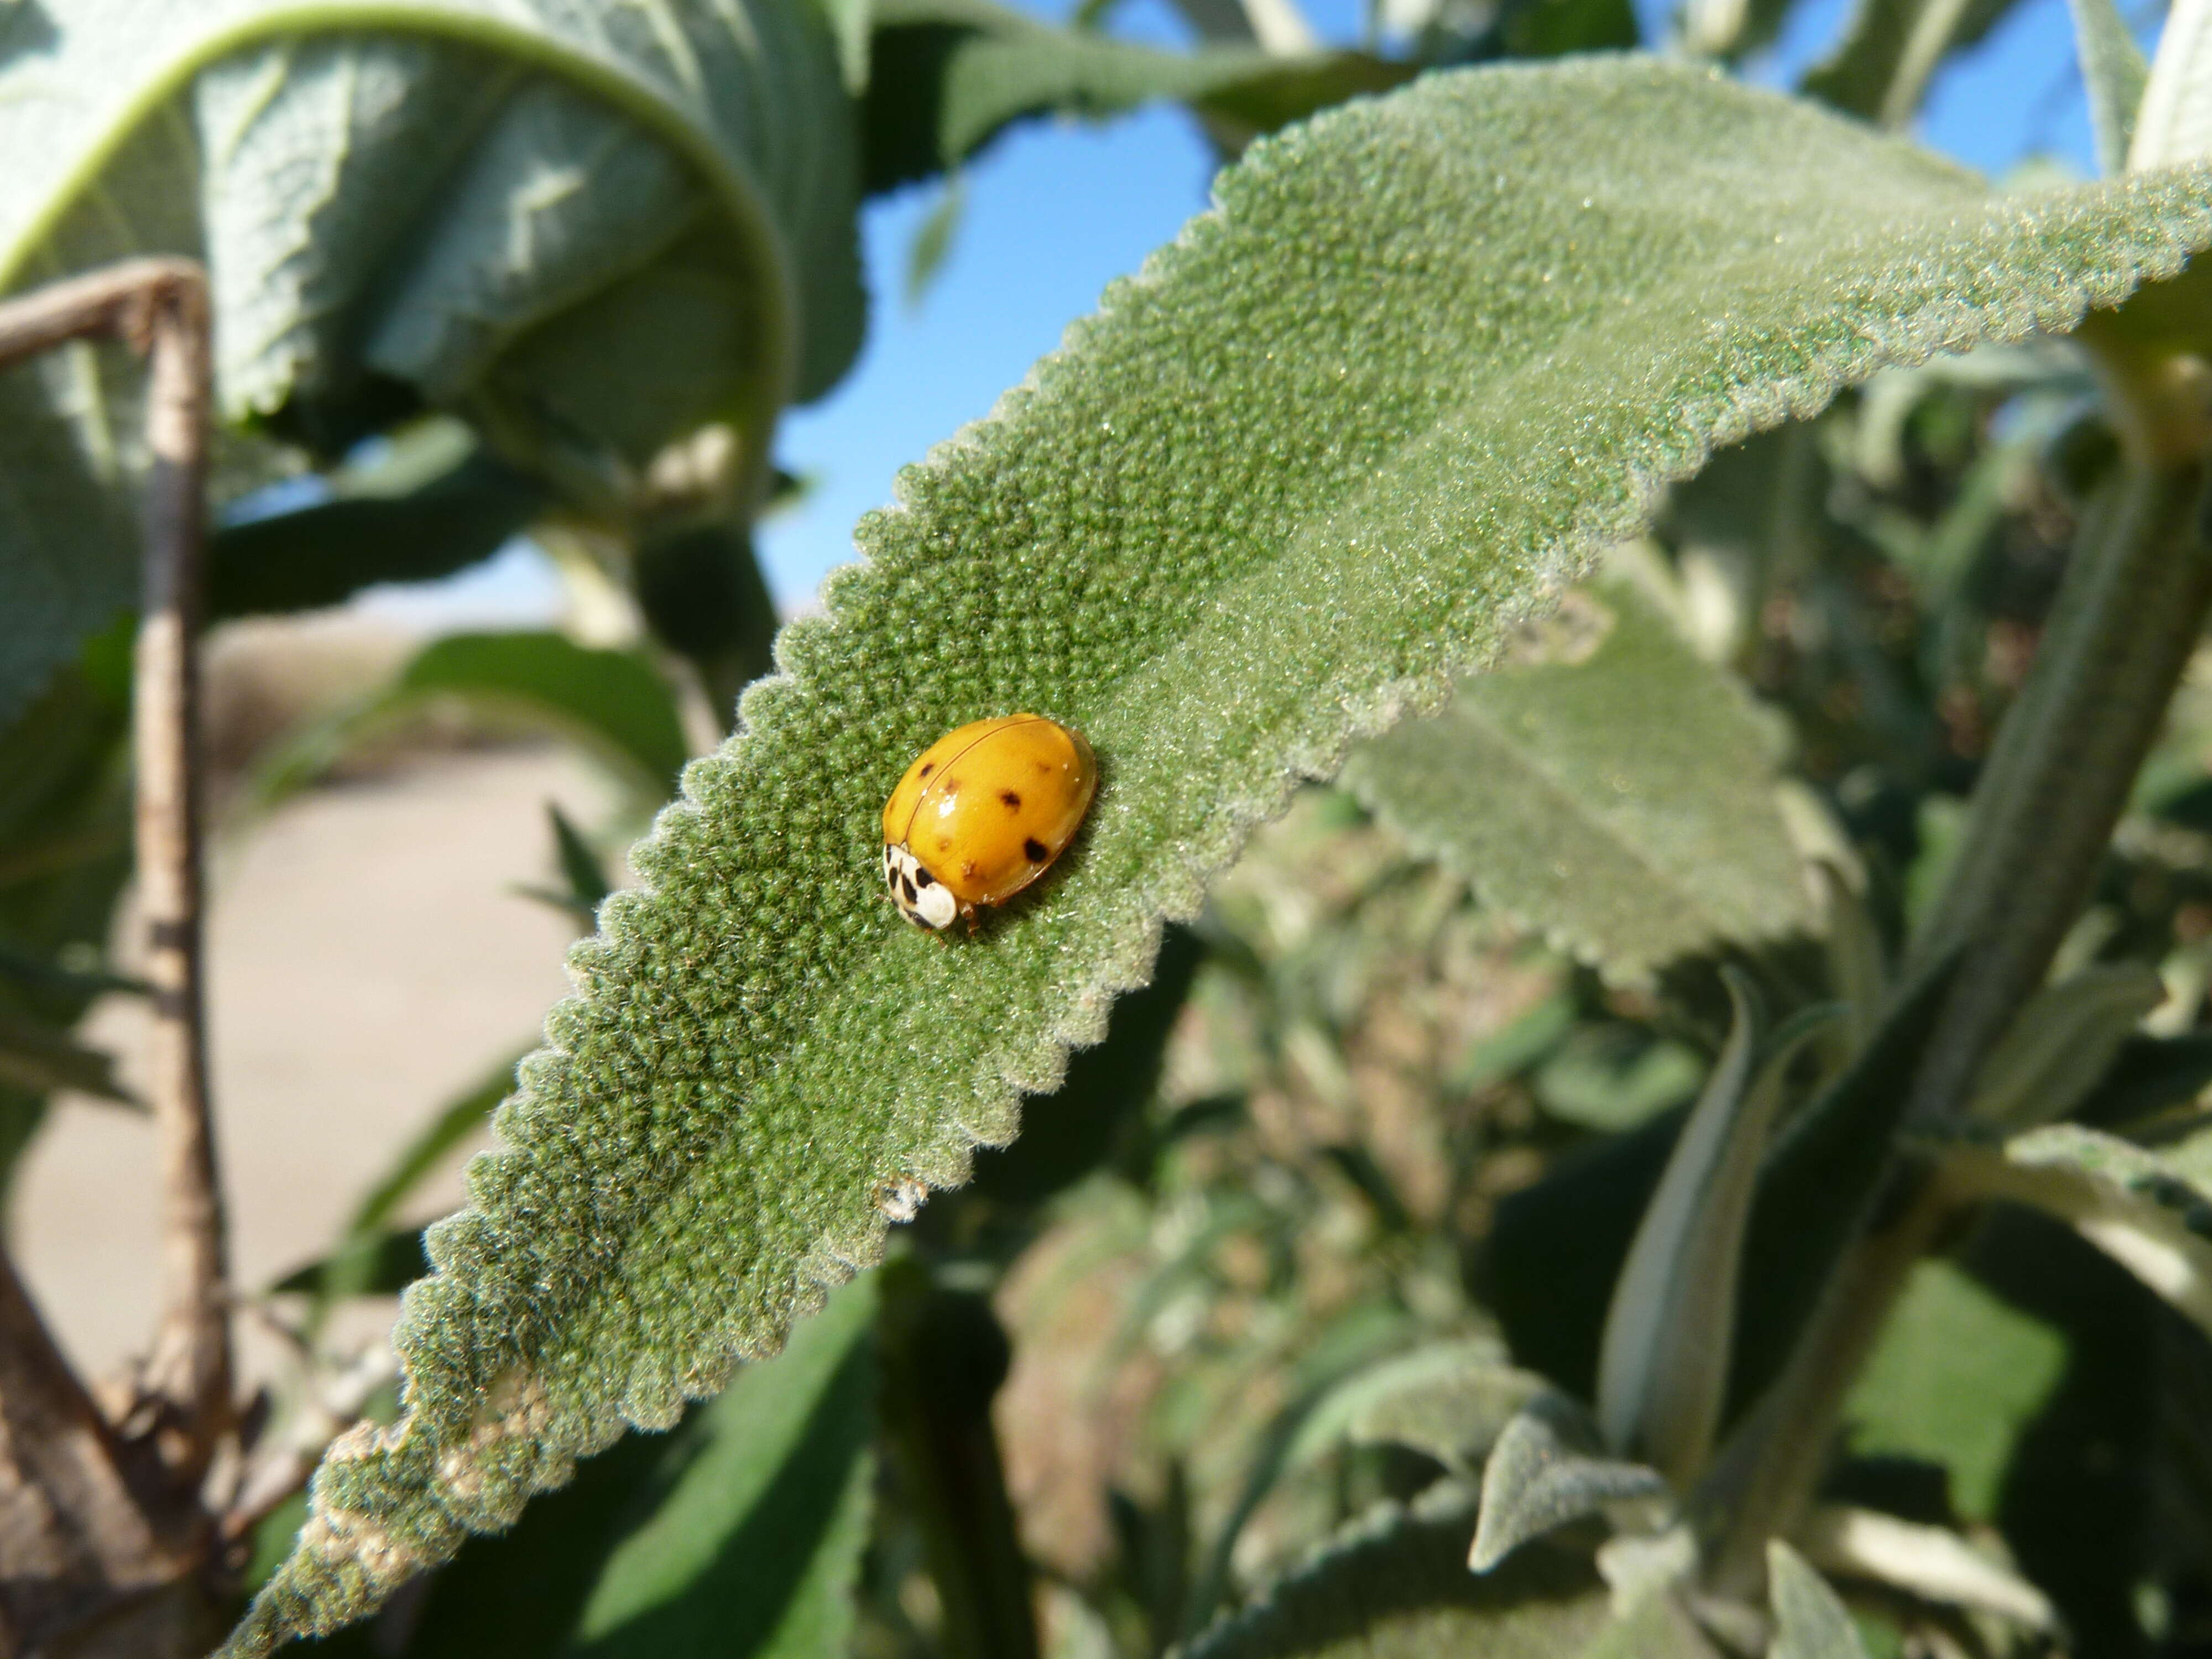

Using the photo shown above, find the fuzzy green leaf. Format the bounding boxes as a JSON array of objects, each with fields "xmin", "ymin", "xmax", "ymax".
[
  {"xmin": 224, "ymin": 59, "xmax": 2212, "ymax": 1655},
  {"xmin": 1966, "ymin": 961, "xmax": 2163, "ymax": 1127},
  {"xmin": 1767, "ymin": 1541, "xmax": 1871, "ymax": 1659},
  {"xmin": 1284, "ymin": 1338, "xmax": 1550, "ymax": 1474},
  {"xmin": 1470, "ymin": 1394, "xmax": 1670, "ymax": 1572},
  {"xmin": 859, "ymin": 0, "xmax": 1410, "ymax": 192},
  {"xmin": 354, "ymin": 1271, "xmax": 878, "ymax": 1659},
  {"xmin": 2128, "ymin": 0, "xmax": 2212, "ymax": 170},
  {"xmin": 1597, "ymin": 985, "xmax": 1834, "ymax": 1484},
  {"xmin": 2067, "ymin": 0, "xmax": 2148, "ymax": 176},
  {"xmin": 1934, "ymin": 1121, "xmax": 2212, "ymax": 1335},
  {"xmin": 1183, "ymin": 1488, "xmax": 1612, "ymax": 1659},
  {"xmin": 258, "ymin": 633, "xmax": 688, "ymax": 812},
  {"xmin": 0, "ymin": 0, "xmax": 859, "ymax": 720},
  {"xmin": 1342, "ymin": 575, "xmax": 1812, "ymax": 983}
]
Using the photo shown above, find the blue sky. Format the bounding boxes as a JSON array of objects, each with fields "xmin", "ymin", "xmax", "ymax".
[{"xmin": 373, "ymin": 0, "xmax": 2142, "ymax": 627}]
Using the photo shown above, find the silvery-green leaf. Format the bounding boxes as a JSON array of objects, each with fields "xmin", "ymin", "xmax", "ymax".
[
  {"xmin": 2130, "ymin": 0, "xmax": 2212, "ymax": 169},
  {"xmin": 1598, "ymin": 979, "xmax": 1833, "ymax": 1484},
  {"xmin": 1183, "ymin": 1486, "xmax": 1613, "ymax": 1659},
  {"xmin": 1573, "ymin": 1588, "xmax": 1724, "ymax": 1659},
  {"xmin": 0, "ymin": 0, "xmax": 861, "ymax": 720},
  {"xmin": 1285, "ymin": 1338, "xmax": 1550, "ymax": 1473},
  {"xmin": 1934, "ymin": 1121, "xmax": 2212, "ymax": 1334},
  {"xmin": 2065, "ymin": 0, "xmax": 2149, "ymax": 175},
  {"xmin": 1343, "ymin": 577, "xmax": 1813, "ymax": 985},
  {"xmin": 1967, "ymin": 961, "xmax": 2163, "ymax": 1126},
  {"xmin": 1471, "ymin": 1394, "xmax": 1671, "ymax": 1573},
  {"xmin": 1796, "ymin": 1505, "xmax": 2057, "ymax": 1631},
  {"xmin": 1766, "ymin": 1540, "xmax": 1870, "ymax": 1659},
  {"xmin": 221, "ymin": 59, "xmax": 2212, "ymax": 1655}
]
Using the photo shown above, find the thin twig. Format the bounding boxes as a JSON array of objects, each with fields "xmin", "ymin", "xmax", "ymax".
[{"xmin": 0, "ymin": 258, "xmax": 232, "ymax": 1484}]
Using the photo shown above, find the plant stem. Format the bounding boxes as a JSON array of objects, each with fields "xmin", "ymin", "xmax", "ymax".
[
  {"xmin": 1706, "ymin": 344, "xmax": 2212, "ymax": 1600},
  {"xmin": 0, "ymin": 1248, "xmax": 178, "ymax": 1646},
  {"xmin": 0, "ymin": 258, "xmax": 231, "ymax": 1483},
  {"xmin": 131, "ymin": 268, "xmax": 233, "ymax": 1486}
]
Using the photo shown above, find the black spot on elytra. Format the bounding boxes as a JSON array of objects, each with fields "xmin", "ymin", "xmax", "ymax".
[
  {"xmin": 999, "ymin": 790, "xmax": 1022, "ymax": 811},
  {"xmin": 1024, "ymin": 838, "xmax": 1048, "ymax": 863},
  {"xmin": 920, "ymin": 761, "xmax": 935, "ymax": 776}
]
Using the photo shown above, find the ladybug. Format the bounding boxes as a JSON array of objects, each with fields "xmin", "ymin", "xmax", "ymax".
[{"xmin": 881, "ymin": 714, "xmax": 1097, "ymax": 930}]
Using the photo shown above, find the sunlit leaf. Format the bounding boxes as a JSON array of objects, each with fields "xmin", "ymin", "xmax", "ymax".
[
  {"xmin": 0, "ymin": 0, "xmax": 861, "ymax": 719},
  {"xmin": 2067, "ymin": 0, "xmax": 2149, "ymax": 176},
  {"xmin": 1344, "ymin": 576, "xmax": 1812, "ymax": 984},
  {"xmin": 1766, "ymin": 1540, "xmax": 1870, "ymax": 1659},
  {"xmin": 1470, "ymin": 1394, "xmax": 1670, "ymax": 1572},
  {"xmin": 225, "ymin": 59, "xmax": 2212, "ymax": 1653},
  {"xmin": 1934, "ymin": 1121, "xmax": 2212, "ymax": 1335},
  {"xmin": 257, "ymin": 632, "xmax": 689, "ymax": 812},
  {"xmin": 859, "ymin": 0, "xmax": 1410, "ymax": 191},
  {"xmin": 1183, "ymin": 1488, "xmax": 1611, "ymax": 1659}
]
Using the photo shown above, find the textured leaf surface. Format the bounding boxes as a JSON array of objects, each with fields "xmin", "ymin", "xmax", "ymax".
[
  {"xmin": 1597, "ymin": 983, "xmax": 1830, "ymax": 1483},
  {"xmin": 226, "ymin": 59, "xmax": 2212, "ymax": 1653},
  {"xmin": 1937, "ymin": 1121, "xmax": 2212, "ymax": 1334},
  {"xmin": 1342, "ymin": 575, "xmax": 1811, "ymax": 982},
  {"xmin": 0, "ymin": 0, "xmax": 859, "ymax": 721},
  {"xmin": 1965, "ymin": 962, "xmax": 2162, "ymax": 1126},
  {"xmin": 859, "ymin": 0, "xmax": 1409, "ymax": 192},
  {"xmin": 1183, "ymin": 1489, "xmax": 1611, "ymax": 1659},
  {"xmin": 1470, "ymin": 1394, "xmax": 1670, "ymax": 1572},
  {"xmin": 1767, "ymin": 1541, "xmax": 1870, "ymax": 1659}
]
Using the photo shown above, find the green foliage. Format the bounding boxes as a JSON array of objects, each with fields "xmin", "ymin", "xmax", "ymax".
[
  {"xmin": 2065, "ymin": 0, "xmax": 2148, "ymax": 176},
  {"xmin": 1937, "ymin": 1120, "xmax": 2212, "ymax": 1336},
  {"xmin": 281, "ymin": 1272, "xmax": 878, "ymax": 1658},
  {"xmin": 260, "ymin": 632, "xmax": 690, "ymax": 812},
  {"xmin": 1183, "ymin": 1489, "xmax": 1611, "ymax": 1659},
  {"xmin": 1469, "ymin": 1393, "xmax": 1668, "ymax": 1571},
  {"xmin": 138, "ymin": 48, "xmax": 2212, "ymax": 1657},
  {"xmin": 1842, "ymin": 1259, "xmax": 2066, "ymax": 1522},
  {"xmin": 210, "ymin": 432, "xmax": 547, "ymax": 620},
  {"xmin": 1343, "ymin": 573, "xmax": 1813, "ymax": 984},
  {"xmin": 1596, "ymin": 982, "xmax": 1832, "ymax": 1483},
  {"xmin": 1766, "ymin": 1541, "xmax": 1871, "ymax": 1659},
  {"xmin": 858, "ymin": 0, "xmax": 1410, "ymax": 192},
  {"xmin": 0, "ymin": 0, "xmax": 860, "ymax": 722}
]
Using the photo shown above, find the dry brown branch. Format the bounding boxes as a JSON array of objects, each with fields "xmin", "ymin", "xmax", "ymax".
[{"xmin": 0, "ymin": 257, "xmax": 228, "ymax": 1648}]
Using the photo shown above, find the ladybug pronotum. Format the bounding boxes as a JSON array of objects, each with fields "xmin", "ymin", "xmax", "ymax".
[{"xmin": 880, "ymin": 714, "xmax": 1097, "ymax": 930}]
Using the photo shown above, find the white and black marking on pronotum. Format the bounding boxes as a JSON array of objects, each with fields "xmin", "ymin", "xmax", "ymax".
[{"xmin": 883, "ymin": 842, "xmax": 957, "ymax": 930}]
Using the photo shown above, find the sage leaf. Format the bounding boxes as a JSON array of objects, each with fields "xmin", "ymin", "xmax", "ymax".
[
  {"xmin": 1598, "ymin": 980, "xmax": 1834, "ymax": 1484},
  {"xmin": 2130, "ymin": 0, "xmax": 2212, "ymax": 169},
  {"xmin": 859, "ymin": 0, "xmax": 1409, "ymax": 191},
  {"xmin": 1796, "ymin": 1505, "xmax": 2057, "ymax": 1630},
  {"xmin": 1284, "ymin": 1338, "xmax": 1550, "ymax": 1474},
  {"xmin": 1766, "ymin": 1540, "xmax": 1870, "ymax": 1659},
  {"xmin": 1934, "ymin": 1121, "xmax": 2212, "ymax": 1334},
  {"xmin": 226, "ymin": 59, "xmax": 2212, "ymax": 1654},
  {"xmin": 2066, "ymin": 0, "xmax": 2149, "ymax": 175},
  {"xmin": 254, "ymin": 633, "xmax": 689, "ymax": 814},
  {"xmin": 1966, "ymin": 961, "xmax": 2164, "ymax": 1126},
  {"xmin": 1843, "ymin": 1259, "xmax": 2064, "ymax": 1522},
  {"xmin": 1344, "ymin": 577, "xmax": 1812, "ymax": 985},
  {"xmin": 1574, "ymin": 1588, "xmax": 1724, "ymax": 1659},
  {"xmin": 0, "ymin": 0, "xmax": 860, "ymax": 721},
  {"xmin": 1470, "ymin": 1394, "xmax": 1671, "ymax": 1573},
  {"xmin": 1183, "ymin": 1486, "xmax": 1612, "ymax": 1659}
]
